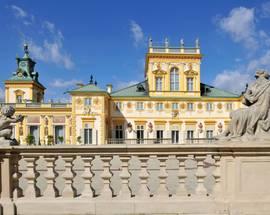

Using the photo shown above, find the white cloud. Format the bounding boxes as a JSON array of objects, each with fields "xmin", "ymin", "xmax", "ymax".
[
  {"xmin": 218, "ymin": 7, "xmax": 257, "ymax": 50},
  {"xmin": 50, "ymin": 79, "xmax": 82, "ymax": 88},
  {"xmin": 130, "ymin": 20, "xmax": 144, "ymax": 46},
  {"xmin": 213, "ymin": 70, "xmax": 251, "ymax": 93},
  {"xmin": 11, "ymin": 5, "xmax": 27, "ymax": 18},
  {"xmin": 29, "ymin": 40, "xmax": 74, "ymax": 70}
]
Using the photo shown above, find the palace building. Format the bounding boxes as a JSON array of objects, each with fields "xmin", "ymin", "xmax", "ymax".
[{"xmin": 2, "ymin": 40, "xmax": 241, "ymax": 145}]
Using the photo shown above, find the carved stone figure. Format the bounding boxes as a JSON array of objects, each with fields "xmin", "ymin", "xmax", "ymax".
[
  {"xmin": 216, "ymin": 70, "xmax": 270, "ymax": 141},
  {"xmin": 0, "ymin": 106, "xmax": 24, "ymax": 145}
]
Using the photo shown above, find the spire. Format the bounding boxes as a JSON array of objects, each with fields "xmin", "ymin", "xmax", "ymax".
[
  {"xmin": 195, "ymin": 38, "xmax": 200, "ymax": 48},
  {"xmin": 23, "ymin": 43, "xmax": 30, "ymax": 58},
  {"xmin": 148, "ymin": 37, "xmax": 153, "ymax": 47}
]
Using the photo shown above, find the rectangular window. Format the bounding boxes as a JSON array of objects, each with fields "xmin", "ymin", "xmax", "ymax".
[
  {"xmin": 115, "ymin": 102, "xmax": 122, "ymax": 111},
  {"xmin": 187, "ymin": 130, "xmax": 194, "ymax": 140},
  {"xmin": 29, "ymin": 126, "xmax": 39, "ymax": 145},
  {"xmin": 156, "ymin": 77, "xmax": 162, "ymax": 91},
  {"xmin": 54, "ymin": 125, "xmax": 65, "ymax": 144},
  {"xmin": 206, "ymin": 130, "xmax": 213, "ymax": 139},
  {"xmin": 115, "ymin": 125, "xmax": 123, "ymax": 139},
  {"xmin": 206, "ymin": 103, "xmax": 213, "ymax": 111},
  {"xmin": 84, "ymin": 98, "xmax": 91, "ymax": 106},
  {"xmin": 155, "ymin": 130, "xmax": 164, "ymax": 144},
  {"xmin": 16, "ymin": 95, "xmax": 23, "ymax": 103},
  {"xmin": 84, "ymin": 128, "xmax": 92, "ymax": 144},
  {"xmin": 172, "ymin": 130, "xmax": 179, "ymax": 144},
  {"xmin": 136, "ymin": 125, "xmax": 144, "ymax": 144},
  {"xmin": 226, "ymin": 103, "xmax": 233, "ymax": 111},
  {"xmin": 136, "ymin": 102, "xmax": 144, "ymax": 111},
  {"xmin": 187, "ymin": 78, "xmax": 194, "ymax": 91},
  {"xmin": 172, "ymin": 103, "xmax": 179, "ymax": 110},
  {"xmin": 156, "ymin": 103, "xmax": 164, "ymax": 111},
  {"xmin": 187, "ymin": 103, "xmax": 194, "ymax": 111}
]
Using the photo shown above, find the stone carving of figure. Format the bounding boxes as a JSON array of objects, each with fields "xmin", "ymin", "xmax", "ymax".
[
  {"xmin": 0, "ymin": 106, "xmax": 24, "ymax": 145},
  {"xmin": 216, "ymin": 70, "xmax": 270, "ymax": 141}
]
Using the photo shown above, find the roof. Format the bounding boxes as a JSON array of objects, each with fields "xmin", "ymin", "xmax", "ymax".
[
  {"xmin": 68, "ymin": 84, "xmax": 107, "ymax": 94},
  {"xmin": 111, "ymin": 81, "xmax": 240, "ymax": 98},
  {"xmin": 200, "ymin": 83, "xmax": 240, "ymax": 98},
  {"xmin": 111, "ymin": 81, "xmax": 149, "ymax": 97}
]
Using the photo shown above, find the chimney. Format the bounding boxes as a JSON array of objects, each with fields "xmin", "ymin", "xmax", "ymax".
[{"xmin": 106, "ymin": 84, "xmax": 113, "ymax": 94}]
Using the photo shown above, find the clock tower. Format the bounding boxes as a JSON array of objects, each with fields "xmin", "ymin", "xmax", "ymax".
[{"xmin": 5, "ymin": 44, "xmax": 46, "ymax": 103}]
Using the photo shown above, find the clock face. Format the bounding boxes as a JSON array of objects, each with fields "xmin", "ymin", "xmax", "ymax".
[{"xmin": 20, "ymin": 62, "xmax": 26, "ymax": 67}]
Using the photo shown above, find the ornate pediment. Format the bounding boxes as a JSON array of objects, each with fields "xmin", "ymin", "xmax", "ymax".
[
  {"xmin": 152, "ymin": 69, "xmax": 167, "ymax": 75},
  {"xmin": 151, "ymin": 62, "xmax": 168, "ymax": 75},
  {"xmin": 184, "ymin": 63, "xmax": 198, "ymax": 76}
]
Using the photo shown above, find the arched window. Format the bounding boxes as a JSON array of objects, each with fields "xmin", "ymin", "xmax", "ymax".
[{"xmin": 170, "ymin": 67, "xmax": 179, "ymax": 91}]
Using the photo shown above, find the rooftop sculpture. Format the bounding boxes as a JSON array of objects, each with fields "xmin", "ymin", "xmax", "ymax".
[
  {"xmin": 216, "ymin": 70, "xmax": 270, "ymax": 141},
  {"xmin": 0, "ymin": 106, "xmax": 24, "ymax": 145}
]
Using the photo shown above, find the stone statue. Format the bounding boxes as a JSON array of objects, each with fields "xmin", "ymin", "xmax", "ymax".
[
  {"xmin": 0, "ymin": 106, "xmax": 24, "ymax": 145},
  {"xmin": 216, "ymin": 70, "xmax": 270, "ymax": 141}
]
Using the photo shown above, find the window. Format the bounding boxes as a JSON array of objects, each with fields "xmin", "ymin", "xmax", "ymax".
[
  {"xmin": 187, "ymin": 103, "xmax": 194, "ymax": 111},
  {"xmin": 84, "ymin": 98, "xmax": 91, "ymax": 106},
  {"xmin": 115, "ymin": 102, "xmax": 122, "ymax": 111},
  {"xmin": 84, "ymin": 128, "xmax": 92, "ymax": 144},
  {"xmin": 156, "ymin": 103, "xmax": 164, "ymax": 111},
  {"xmin": 156, "ymin": 77, "xmax": 162, "ymax": 91},
  {"xmin": 136, "ymin": 102, "xmax": 144, "ymax": 111},
  {"xmin": 226, "ymin": 103, "xmax": 233, "ymax": 111},
  {"xmin": 206, "ymin": 130, "xmax": 213, "ymax": 139},
  {"xmin": 16, "ymin": 95, "xmax": 23, "ymax": 103},
  {"xmin": 136, "ymin": 125, "xmax": 144, "ymax": 144},
  {"xmin": 172, "ymin": 130, "xmax": 179, "ymax": 144},
  {"xmin": 115, "ymin": 125, "xmax": 123, "ymax": 139},
  {"xmin": 172, "ymin": 103, "xmax": 179, "ymax": 110},
  {"xmin": 170, "ymin": 68, "xmax": 179, "ymax": 91},
  {"xmin": 206, "ymin": 103, "xmax": 213, "ymax": 111},
  {"xmin": 156, "ymin": 130, "xmax": 163, "ymax": 144},
  {"xmin": 187, "ymin": 78, "xmax": 194, "ymax": 91},
  {"xmin": 187, "ymin": 130, "xmax": 194, "ymax": 139}
]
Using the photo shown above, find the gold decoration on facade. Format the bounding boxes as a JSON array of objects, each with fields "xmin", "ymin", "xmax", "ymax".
[
  {"xmin": 93, "ymin": 98, "xmax": 99, "ymax": 105},
  {"xmin": 76, "ymin": 98, "xmax": 82, "ymax": 105},
  {"xmin": 197, "ymin": 103, "xmax": 203, "ymax": 110},
  {"xmin": 127, "ymin": 102, "xmax": 132, "ymax": 109},
  {"xmin": 180, "ymin": 103, "xmax": 186, "ymax": 110},
  {"xmin": 165, "ymin": 103, "xmax": 170, "ymax": 109},
  {"xmin": 217, "ymin": 103, "xmax": 223, "ymax": 110},
  {"xmin": 147, "ymin": 102, "xmax": 152, "ymax": 109},
  {"xmin": 184, "ymin": 63, "xmax": 198, "ymax": 76}
]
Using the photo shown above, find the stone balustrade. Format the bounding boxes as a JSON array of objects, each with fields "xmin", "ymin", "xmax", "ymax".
[{"xmin": 0, "ymin": 143, "xmax": 270, "ymax": 214}]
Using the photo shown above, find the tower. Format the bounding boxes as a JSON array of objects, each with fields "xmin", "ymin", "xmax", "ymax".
[
  {"xmin": 5, "ymin": 43, "xmax": 46, "ymax": 103},
  {"xmin": 145, "ymin": 38, "xmax": 202, "ymax": 98}
]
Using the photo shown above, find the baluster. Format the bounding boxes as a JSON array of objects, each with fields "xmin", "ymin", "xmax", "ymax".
[
  {"xmin": 176, "ymin": 156, "xmax": 187, "ymax": 196},
  {"xmin": 81, "ymin": 156, "xmax": 93, "ymax": 198},
  {"xmin": 12, "ymin": 154, "xmax": 22, "ymax": 199},
  {"xmin": 213, "ymin": 155, "xmax": 221, "ymax": 198},
  {"xmin": 100, "ymin": 156, "xmax": 112, "ymax": 198},
  {"xmin": 62, "ymin": 156, "xmax": 75, "ymax": 198},
  {"xmin": 43, "ymin": 156, "xmax": 56, "ymax": 198},
  {"xmin": 156, "ymin": 156, "xmax": 168, "ymax": 197},
  {"xmin": 137, "ymin": 157, "xmax": 149, "ymax": 198},
  {"xmin": 195, "ymin": 155, "xmax": 207, "ymax": 195},
  {"xmin": 118, "ymin": 156, "xmax": 131, "ymax": 198},
  {"xmin": 24, "ymin": 156, "xmax": 37, "ymax": 198}
]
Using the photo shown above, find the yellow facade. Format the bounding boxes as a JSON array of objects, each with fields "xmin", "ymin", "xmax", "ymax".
[{"xmin": 2, "ymin": 41, "xmax": 242, "ymax": 145}]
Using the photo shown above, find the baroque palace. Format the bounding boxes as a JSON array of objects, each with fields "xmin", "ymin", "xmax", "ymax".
[{"xmin": 2, "ymin": 39, "xmax": 241, "ymax": 145}]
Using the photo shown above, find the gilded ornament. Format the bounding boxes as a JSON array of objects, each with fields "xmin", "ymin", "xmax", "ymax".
[
  {"xmin": 180, "ymin": 103, "xmax": 186, "ymax": 110},
  {"xmin": 76, "ymin": 98, "xmax": 82, "ymax": 105},
  {"xmin": 217, "ymin": 103, "xmax": 223, "ymax": 110},
  {"xmin": 94, "ymin": 98, "xmax": 99, "ymax": 105},
  {"xmin": 147, "ymin": 102, "xmax": 153, "ymax": 109},
  {"xmin": 197, "ymin": 103, "xmax": 203, "ymax": 110}
]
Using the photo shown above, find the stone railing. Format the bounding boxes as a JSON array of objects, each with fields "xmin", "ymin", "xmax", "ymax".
[{"xmin": 0, "ymin": 143, "xmax": 270, "ymax": 214}]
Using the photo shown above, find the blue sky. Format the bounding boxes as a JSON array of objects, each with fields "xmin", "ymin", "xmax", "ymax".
[{"xmin": 1, "ymin": 0, "xmax": 270, "ymax": 102}]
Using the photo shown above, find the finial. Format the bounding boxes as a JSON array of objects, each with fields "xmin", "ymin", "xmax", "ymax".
[
  {"xmin": 148, "ymin": 37, "xmax": 153, "ymax": 47},
  {"xmin": 24, "ymin": 43, "xmax": 29, "ymax": 57},
  {"xmin": 89, "ymin": 75, "xmax": 93, "ymax": 84},
  {"xmin": 165, "ymin": 37, "xmax": 169, "ymax": 48},
  {"xmin": 94, "ymin": 81, "xmax": 97, "ymax": 86},
  {"xmin": 180, "ymin": 38, "xmax": 184, "ymax": 48},
  {"xmin": 195, "ymin": 38, "xmax": 200, "ymax": 48}
]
